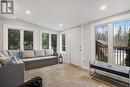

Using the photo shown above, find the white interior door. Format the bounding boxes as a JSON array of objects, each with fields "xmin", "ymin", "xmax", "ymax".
[{"xmin": 70, "ymin": 27, "xmax": 82, "ymax": 67}]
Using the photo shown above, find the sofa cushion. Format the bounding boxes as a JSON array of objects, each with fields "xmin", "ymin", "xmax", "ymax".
[
  {"xmin": 22, "ymin": 50, "xmax": 34, "ymax": 58},
  {"xmin": 34, "ymin": 50, "xmax": 45, "ymax": 57},
  {"xmin": 23, "ymin": 56, "xmax": 57, "ymax": 62},
  {"xmin": 0, "ymin": 57, "xmax": 11, "ymax": 66},
  {"xmin": 45, "ymin": 49, "xmax": 53, "ymax": 56}
]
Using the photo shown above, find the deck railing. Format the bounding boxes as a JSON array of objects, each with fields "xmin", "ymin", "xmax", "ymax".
[
  {"xmin": 113, "ymin": 45, "xmax": 130, "ymax": 66},
  {"xmin": 96, "ymin": 42, "xmax": 108, "ymax": 62},
  {"xmin": 96, "ymin": 43, "xmax": 130, "ymax": 66}
]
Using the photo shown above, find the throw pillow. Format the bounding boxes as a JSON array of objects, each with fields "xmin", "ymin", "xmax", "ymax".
[
  {"xmin": 0, "ymin": 57, "xmax": 11, "ymax": 66},
  {"xmin": 10, "ymin": 57, "xmax": 17, "ymax": 64},
  {"xmin": 13, "ymin": 56, "xmax": 19, "ymax": 64},
  {"xmin": 14, "ymin": 52, "xmax": 21, "ymax": 60},
  {"xmin": 22, "ymin": 50, "xmax": 34, "ymax": 58},
  {"xmin": 45, "ymin": 49, "xmax": 53, "ymax": 56},
  {"xmin": 0, "ymin": 51, "xmax": 6, "ymax": 57},
  {"xmin": 2, "ymin": 50, "xmax": 9, "ymax": 57},
  {"xmin": 34, "ymin": 50, "xmax": 43, "ymax": 57}
]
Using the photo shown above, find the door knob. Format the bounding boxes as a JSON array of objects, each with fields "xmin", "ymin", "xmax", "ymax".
[{"xmin": 79, "ymin": 49, "xmax": 82, "ymax": 51}]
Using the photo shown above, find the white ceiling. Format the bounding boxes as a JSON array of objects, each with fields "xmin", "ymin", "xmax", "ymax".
[{"xmin": 15, "ymin": 0, "xmax": 130, "ymax": 31}]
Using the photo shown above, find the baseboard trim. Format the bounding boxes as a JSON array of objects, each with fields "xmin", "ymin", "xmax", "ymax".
[{"xmin": 82, "ymin": 66, "xmax": 89, "ymax": 70}]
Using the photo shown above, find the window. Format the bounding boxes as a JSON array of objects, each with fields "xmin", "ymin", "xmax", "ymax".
[
  {"xmin": 113, "ymin": 20, "xmax": 130, "ymax": 66},
  {"xmin": 24, "ymin": 31, "xmax": 33, "ymax": 50},
  {"xmin": 8, "ymin": 29, "xmax": 20, "ymax": 50},
  {"xmin": 62, "ymin": 34, "xmax": 66, "ymax": 52},
  {"xmin": 42, "ymin": 33, "xmax": 49, "ymax": 49},
  {"xmin": 51, "ymin": 34, "xmax": 57, "ymax": 52},
  {"xmin": 95, "ymin": 26, "xmax": 108, "ymax": 62}
]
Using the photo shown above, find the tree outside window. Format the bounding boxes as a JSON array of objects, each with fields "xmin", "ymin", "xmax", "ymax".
[
  {"xmin": 24, "ymin": 31, "xmax": 33, "ymax": 50},
  {"xmin": 51, "ymin": 34, "xmax": 57, "ymax": 52},
  {"xmin": 42, "ymin": 33, "xmax": 49, "ymax": 49},
  {"xmin": 114, "ymin": 20, "xmax": 130, "ymax": 66},
  {"xmin": 62, "ymin": 34, "xmax": 66, "ymax": 51},
  {"xmin": 8, "ymin": 29, "xmax": 20, "ymax": 50}
]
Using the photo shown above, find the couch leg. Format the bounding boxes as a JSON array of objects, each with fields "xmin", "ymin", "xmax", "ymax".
[{"xmin": 89, "ymin": 61, "xmax": 96, "ymax": 77}]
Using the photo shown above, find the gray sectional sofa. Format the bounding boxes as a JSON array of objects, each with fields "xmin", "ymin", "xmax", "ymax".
[
  {"xmin": 8, "ymin": 49, "xmax": 59, "ymax": 70},
  {"xmin": 0, "ymin": 49, "xmax": 58, "ymax": 87}
]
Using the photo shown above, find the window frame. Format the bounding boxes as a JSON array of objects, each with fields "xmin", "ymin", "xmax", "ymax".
[
  {"xmin": 95, "ymin": 25, "xmax": 108, "ymax": 62},
  {"xmin": 51, "ymin": 34, "xmax": 57, "ymax": 52},
  {"xmin": 8, "ymin": 28, "xmax": 20, "ymax": 50},
  {"xmin": 3, "ymin": 25, "xmax": 35, "ymax": 50},
  {"xmin": 42, "ymin": 32, "xmax": 50, "ymax": 49},
  {"xmin": 40, "ymin": 31, "xmax": 58, "ymax": 52},
  {"xmin": 91, "ymin": 13, "xmax": 130, "ymax": 65},
  {"xmin": 113, "ymin": 20, "xmax": 130, "ymax": 46},
  {"xmin": 113, "ymin": 20, "xmax": 130, "ymax": 66},
  {"xmin": 24, "ymin": 30, "xmax": 34, "ymax": 50},
  {"xmin": 60, "ymin": 32, "xmax": 66, "ymax": 53}
]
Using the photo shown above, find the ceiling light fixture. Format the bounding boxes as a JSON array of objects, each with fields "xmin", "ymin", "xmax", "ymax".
[
  {"xmin": 59, "ymin": 24, "xmax": 63, "ymax": 27},
  {"xmin": 100, "ymin": 5, "xmax": 106, "ymax": 10},
  {"xmin": 26, "ymin": 10, "xmax": 31, "ymax": 14}
]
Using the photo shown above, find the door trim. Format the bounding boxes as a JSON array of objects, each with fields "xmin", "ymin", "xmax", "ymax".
[{"xmin": 70, "ymin": 25, "xmax": 83, "ymax": 67}]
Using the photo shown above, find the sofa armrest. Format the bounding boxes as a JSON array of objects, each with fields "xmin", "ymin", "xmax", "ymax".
[
  {"xmin": 18, "ymin": 76, "xmax": 42, "ymax": 87},
  {"xmin": 0, "ymin": 63, "xmax": 24, "ymax": 87}
]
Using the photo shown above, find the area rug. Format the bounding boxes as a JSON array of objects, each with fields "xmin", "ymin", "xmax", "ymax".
[{"xmin": 25, "ymin": 63, "xmax": 118, "ymax": 87}]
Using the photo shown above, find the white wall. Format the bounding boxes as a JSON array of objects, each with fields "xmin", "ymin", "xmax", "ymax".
[
  {"xmin": 1, "ymin": 18, "xmax": 58, "ymax": 50},
  {"xmin": 82, "ymin": 24, "xmax": 91, "ymax": 69},
  {"xmin": 2, "ymin": 18, "xmax": 57, "ymax": 32},
  {"xmin": 0, "ymin": 16, "xmax": 2, "ymax": 50}
]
